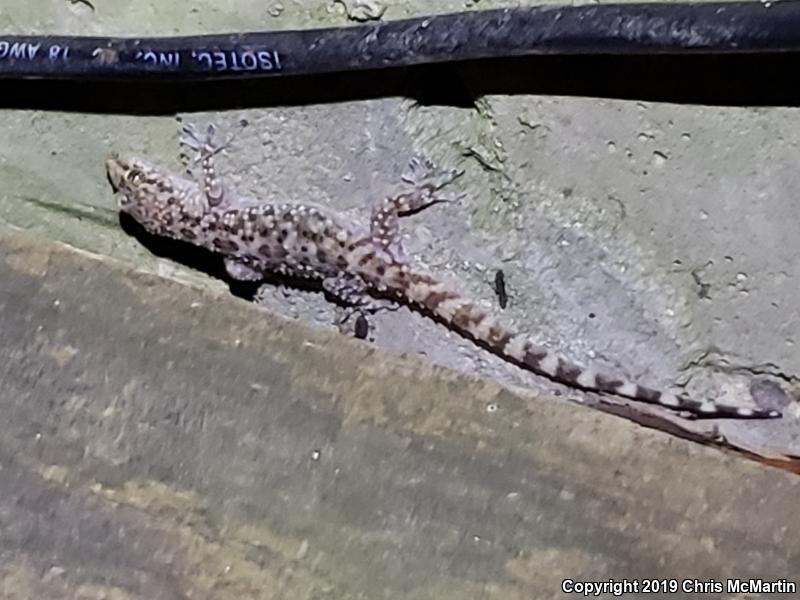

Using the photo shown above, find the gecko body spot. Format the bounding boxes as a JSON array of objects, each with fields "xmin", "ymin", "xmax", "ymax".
[
  {"xmin": 635, "ymin": 386, "xmax": 661, "ymax": 404},
  {"xmin": 213, "ymin": 238, "xmax": 239, "ymax": 253},
  {"xmin": 555, "ymin": 359, "xmax": 582, "ymax": 384},
  {"xmin": 595, "ymin": 374, "xmax": 624, "ymax": 392},
  {"xmin": 424, "ymin": 290, "xmax": 457, "ymax": 312},
  {"xmin": 452, "ymin": 307, "xmax": 483, "ymax": 330},
  {"xmin": 523, "ymin": 348, "xmax": 547, "ymax": 368}
]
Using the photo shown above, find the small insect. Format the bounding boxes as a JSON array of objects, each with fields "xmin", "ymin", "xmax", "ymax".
[
  {"xmin": 494, "ymin": 269, "xmax": 508, "ymax": 309},
  {"xmin": 354, "ymin": 313, "xmax": 370, "ymax": 340}
]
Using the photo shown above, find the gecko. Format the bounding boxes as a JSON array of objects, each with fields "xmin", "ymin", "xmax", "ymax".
[{"xmin": 106, "ymin": 123, "xmax": 781, "ymax": 420}]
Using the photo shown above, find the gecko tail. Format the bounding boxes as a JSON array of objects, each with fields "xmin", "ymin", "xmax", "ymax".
[{"xmin": 397, "ymin": 271, "xmax": 781, "ymax": 420}]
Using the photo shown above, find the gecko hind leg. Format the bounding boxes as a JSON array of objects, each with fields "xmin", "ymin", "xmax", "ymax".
[
  {"xmin": 369, "ymin": 157, "xmax": 465, "ymax": 253},
  {"xmin": 323, "ymin": 273, "xmax": 398, "ymax": 336},
  {"xmin": 322, "ymin": 273, "xmax": 396, "ymax": 312},
  {"xmin": 179, "ymin": 122, "xmax": 238, "ymax": 209}
]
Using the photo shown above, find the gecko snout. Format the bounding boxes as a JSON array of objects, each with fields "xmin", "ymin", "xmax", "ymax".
[{"xmin": 106, "ymin": 155, "xmax": 127, "ymax": 191}]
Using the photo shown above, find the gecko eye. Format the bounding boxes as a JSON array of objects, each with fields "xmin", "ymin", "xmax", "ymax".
[{"xmin": 128, "ymin": 169, "xmax": 145, "ymax": 185}]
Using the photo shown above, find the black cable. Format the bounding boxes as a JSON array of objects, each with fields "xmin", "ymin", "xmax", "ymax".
[{"xmin": 1, "ymin": 1, "xmax": 799, "ymax": 81}]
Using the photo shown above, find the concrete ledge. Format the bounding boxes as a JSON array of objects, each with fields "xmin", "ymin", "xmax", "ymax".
[{"xmin": 1, "ymin": 227, "xmax": 797, "ymax": 599}]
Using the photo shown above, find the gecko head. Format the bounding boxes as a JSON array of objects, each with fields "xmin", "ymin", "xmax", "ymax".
[
  {"xmin": 106, "ymin": 154, "xmax": 154, "ymax": 200},
  {"xmin": 106, "ymin": 153, "xmax": 178, "ymax": 220},
  {"xmin": 106, "ymin": 154, "xmax": 183, "ymax": 237}
]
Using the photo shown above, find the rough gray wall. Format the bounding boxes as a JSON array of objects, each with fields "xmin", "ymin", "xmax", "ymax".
[
  {"xmin": 1, "ymin": 1, "xmax": 799, "ymax": 597},
  {"xmin": 1, "ymin": 0, "xmax": 797, "ymax": 449}
]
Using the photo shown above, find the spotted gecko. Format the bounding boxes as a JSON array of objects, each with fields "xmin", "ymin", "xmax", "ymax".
[{"xmin": 105, "ymin": 123, "xmax": 781, "ymax": 419}]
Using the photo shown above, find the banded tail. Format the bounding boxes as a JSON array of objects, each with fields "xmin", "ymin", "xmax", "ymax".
[{"xmin": 390, "ymin": 268, "xmax": 780, "ymax": 419}]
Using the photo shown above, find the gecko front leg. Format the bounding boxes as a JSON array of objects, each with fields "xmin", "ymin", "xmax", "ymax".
[
  {"xmin": 369, "ymin": 157, "xmax": 464, "ymax": 258},
  {"xmin": 180, "ymin": 122, "xmax": 236, "ymax": 209}
]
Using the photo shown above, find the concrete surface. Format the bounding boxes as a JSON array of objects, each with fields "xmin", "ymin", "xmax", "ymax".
[
  {"xmin": 1, "ymin": 226, "xmax": 799, "ymax": 599},
  {"xmin": 1, "ymin": 0, "xmax": 799, "ymax": 458},
  {"xmin": 1, "ymin": 0, "xmax": 800, "ymax": 595}
]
